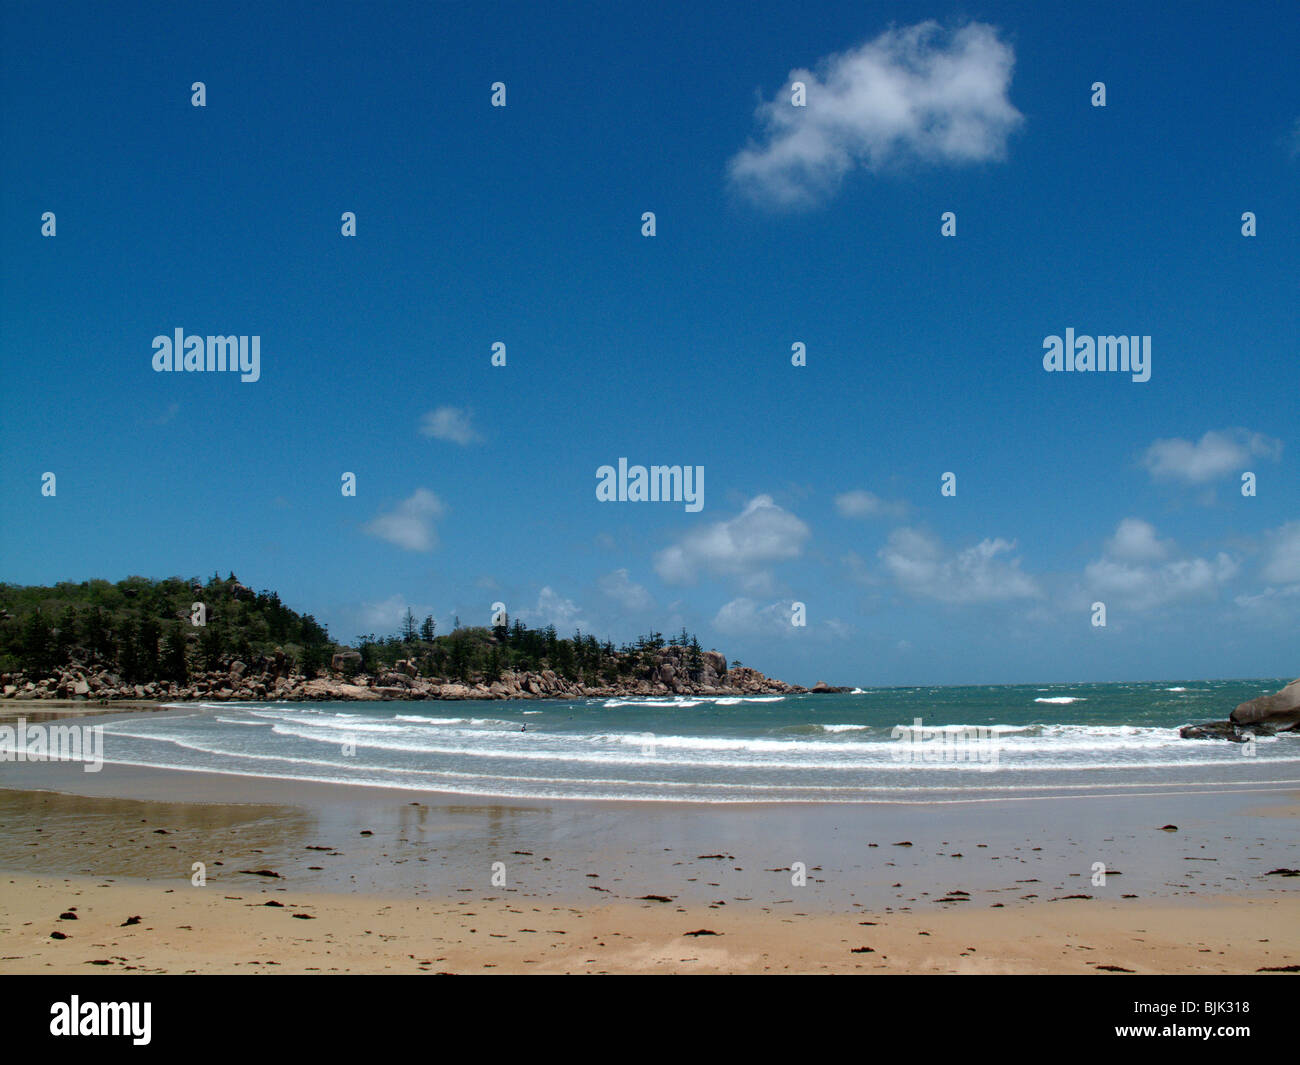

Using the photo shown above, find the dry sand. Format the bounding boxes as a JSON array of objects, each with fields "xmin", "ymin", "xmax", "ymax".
[{"xmin": 4, "ymin": 872, "xmax": 1297, "ymax": 974}]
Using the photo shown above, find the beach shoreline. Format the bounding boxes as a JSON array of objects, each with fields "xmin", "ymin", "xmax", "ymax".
[{"xmin": 3, "ymin": 702, "xmax": 1298, "ymax": 974}]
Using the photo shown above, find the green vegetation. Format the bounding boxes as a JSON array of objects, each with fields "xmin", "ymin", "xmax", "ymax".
[
  {"xmin": 353, "ymin": 617, "xmax": 710, "ymax": 686},
  {"xmin": 0, "ymin": 577, "xmax": 717, "ymax": 688},
  {"xmin": 0, "ymin": 574, "xmax": 332, "ymax": 682}
]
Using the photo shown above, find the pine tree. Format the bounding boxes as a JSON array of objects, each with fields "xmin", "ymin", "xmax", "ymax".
[
  {"xmin": 117, "ymin": 618, "xmax": 140, "ymax": 681},
  {"xmin": 162, "ymin": 625, "xmax": 188, "ymax": 682},
  {"xmin": 199, "ymin": 625, "xmax": 225, "ymax": 671},
  {"xmin": 136, "ymin": 617, "xmax": 162, "ymax": 679},
  {"xmin": 55, "ymin": 605, "xmax": 78, "ymax": 662},
  {"xmin": 21, "ymin": 610, "xmax": 54, "ymax": 676},
  {"xmin": 299, "ymin": 643, "xmax": 323, "ymax": 679}
]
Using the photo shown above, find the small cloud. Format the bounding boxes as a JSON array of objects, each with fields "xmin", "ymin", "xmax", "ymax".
[
  {"xmin": 654, "ymin": 495, "xmax": 810, "ymax": 585},
  {"xmin": 419, "ymin": 406, "xmax": 482, "ymax": 446},
  {"xmin": 713, "ymin": 597, "xmax": 797, "ymax": 637},
  {"xmin": 1261, "ymin": 520, "xmax": 1300, "ymax": 585},
  {"xmin": 714, "ymin": 598, "xmax": 850, "ymax": 640},
  {"xmin": 729, "ymin": 20, "xmax": 1023, "ymax": 208},
  {"xmin": 363, "ymin": 488, "xmax": 446, "ymax": 552},
  {"xmin": 359, "ymin": 594, "xmax": 434, "ymax": 632},
  {"xmin": 1140, "ymin": 428, "xmax": 1281, "ymax": 485},
  {"xmin": 1105, "ymin": 518, "xmax": 1171, "ymax": 562},
  {"xmin": 1234, "ymin": 584, "xmax": 1300, "ymax": 609},
  {"xmin": 834, "ymin": 489, "xmax": 908, "ymax": 519},
  {"xmin": 518, "ymin": 587, "xmax": 589, "ymax": 631},
  {"xmin": 598, "ymin": 568, "xmax": 654, "ymax": 612},
  {"xmin": 879, "ymin": 527, "xmax": 1040, "ymax": 603},
  {"xmin": 1085, "ymin": 519, "xmax": 1238, "ymax": 611}
]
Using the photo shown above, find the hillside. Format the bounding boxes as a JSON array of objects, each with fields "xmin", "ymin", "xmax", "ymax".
[{"xmin": 0, "ymin": 575, "xmax": 831, "ymax": 701}]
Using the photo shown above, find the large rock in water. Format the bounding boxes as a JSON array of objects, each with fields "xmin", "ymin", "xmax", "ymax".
[
  {"xmin": 1231, "ymin": 679, "xmax": 1300, "ymax": 728},
  {"xmin": 1180, "ymin": 677, "xmax": 1300, "ymax": 741},
  {"xmin": 1179, "ymin": 721, "xmax": 1257, "ymax": 743},
  {"xmin": 809, "ymin": 680, "xmax": 851, "ymax": 694}
]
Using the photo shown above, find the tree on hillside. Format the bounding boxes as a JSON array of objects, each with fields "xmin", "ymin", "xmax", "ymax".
[
  {"xmin": 117, "ymin": 618, "xmax": 140, "ymax": 681},
  {"xmin": 688, "ymin": 634, "xmax": 703, "ymax": 679},
  {"xmin": 162, "ymin": 625, "xmax": 188, "ymax": 683},
  {"xmin": 83, "ymin": 606, "xmax": 112, "ymax": 659},
  {"xmin": 136, "ymin": 617, "xmax": 162, "ymax": 679},
  {"xmin": 54, "ymin": 605, "xmax": 78, "ymax": 662},
  {"xmin": 21, "ymin": 610, "xmax": 54, "ymax": 676},
  {"xmin": 299, "ymin": 642, "xmax": 324, "ymax": 679},
  {"xmin": 199, "ymin": 625, "xmax": 226, "ymax": 671}
]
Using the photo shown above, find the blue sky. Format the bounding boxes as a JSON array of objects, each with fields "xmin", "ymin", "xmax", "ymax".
[{"xmin": 2, "ymin": 0, "xmax": 1296, "ymax": 685}]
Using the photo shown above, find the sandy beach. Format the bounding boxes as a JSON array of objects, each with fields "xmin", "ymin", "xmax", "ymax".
[
  {"xmin": 4, "ymin": 870, "xmax": 1296, "ymax": 974},
  {"xmin": 2, "ymin": 701, "xmax": 1297, "ymax": 974}
]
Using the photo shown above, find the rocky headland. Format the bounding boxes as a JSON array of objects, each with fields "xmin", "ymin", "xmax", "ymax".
[{"xmin": 0, "ymin": 644, "xmax": 851, "ymax": 704}]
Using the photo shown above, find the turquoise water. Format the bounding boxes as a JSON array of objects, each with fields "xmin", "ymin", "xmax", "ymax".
[{"xmin": 74, "ymin": 678, "xmax": 1300, "ymax": 802}]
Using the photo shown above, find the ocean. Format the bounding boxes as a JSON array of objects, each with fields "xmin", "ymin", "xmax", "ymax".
[{"xmin": 73, "ymin": 678, "xmax": 1300, "ymax": 803}]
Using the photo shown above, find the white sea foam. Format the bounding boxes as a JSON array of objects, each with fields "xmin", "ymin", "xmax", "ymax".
[
  {"xmin": 92, "ymin": 688, "xmax": 1300, "ymax": 804},
  {"xmin": 600, "ymin": 695, "xmax": 784, "ymax": 708},
  {"xmin": 392, "ymin": 715, "xmax": 517, "ymax": 728}
]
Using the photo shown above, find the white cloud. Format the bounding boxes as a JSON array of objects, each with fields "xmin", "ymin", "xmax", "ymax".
[
  {"xmin": 878, "ymin": 527, "xmax": 1040, "ymax": 603},
  {"xmin": 1085, "ymin": 519, "xmax": 1238, "ymax": 611},
  {"xmin": 713, "ymin": 597, "xmax": 797, "ymax": 637},
  {"xmin": 1140, "ymin": 428, "xmax": 1281, "ymax": 484},
  {"xmin": 419, "ymin": 406, "xmax": 482, "ymax": 446},
  {"xmin": 1234, "ymin": 584, "xmax": 1300, "ymax": 610},
  {"xmin": 729, "ymin": 21, "xmax": 1023, "ymax": 207},
  {"xmin": 654, "ymin": 495, "xmax": 810, "ymax": 585},
  {"xmin": 518, "ymin": 587, "xmax": 589, "ymax": 632},
  {"xmin": 363, "ymin": 488, "xmax": 445, "ymax": 552},
  {"xmin": 358, "ymin": 594, "xmax": 434, "ymax": 632},
  {"xmin": 1261, "ymin": 520, "xmax": 1300, "ymax": 584},
  {"xmin": 1105, "ymin": 518, "xmax": 1171, "ymax": 562},
  {"xmin": 834, "ymin": 489, "xmax": 908, "ymax": 519},
  {"xmin": 598, "ymin": 568, "xmax": 654, "ymax": 612}
]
